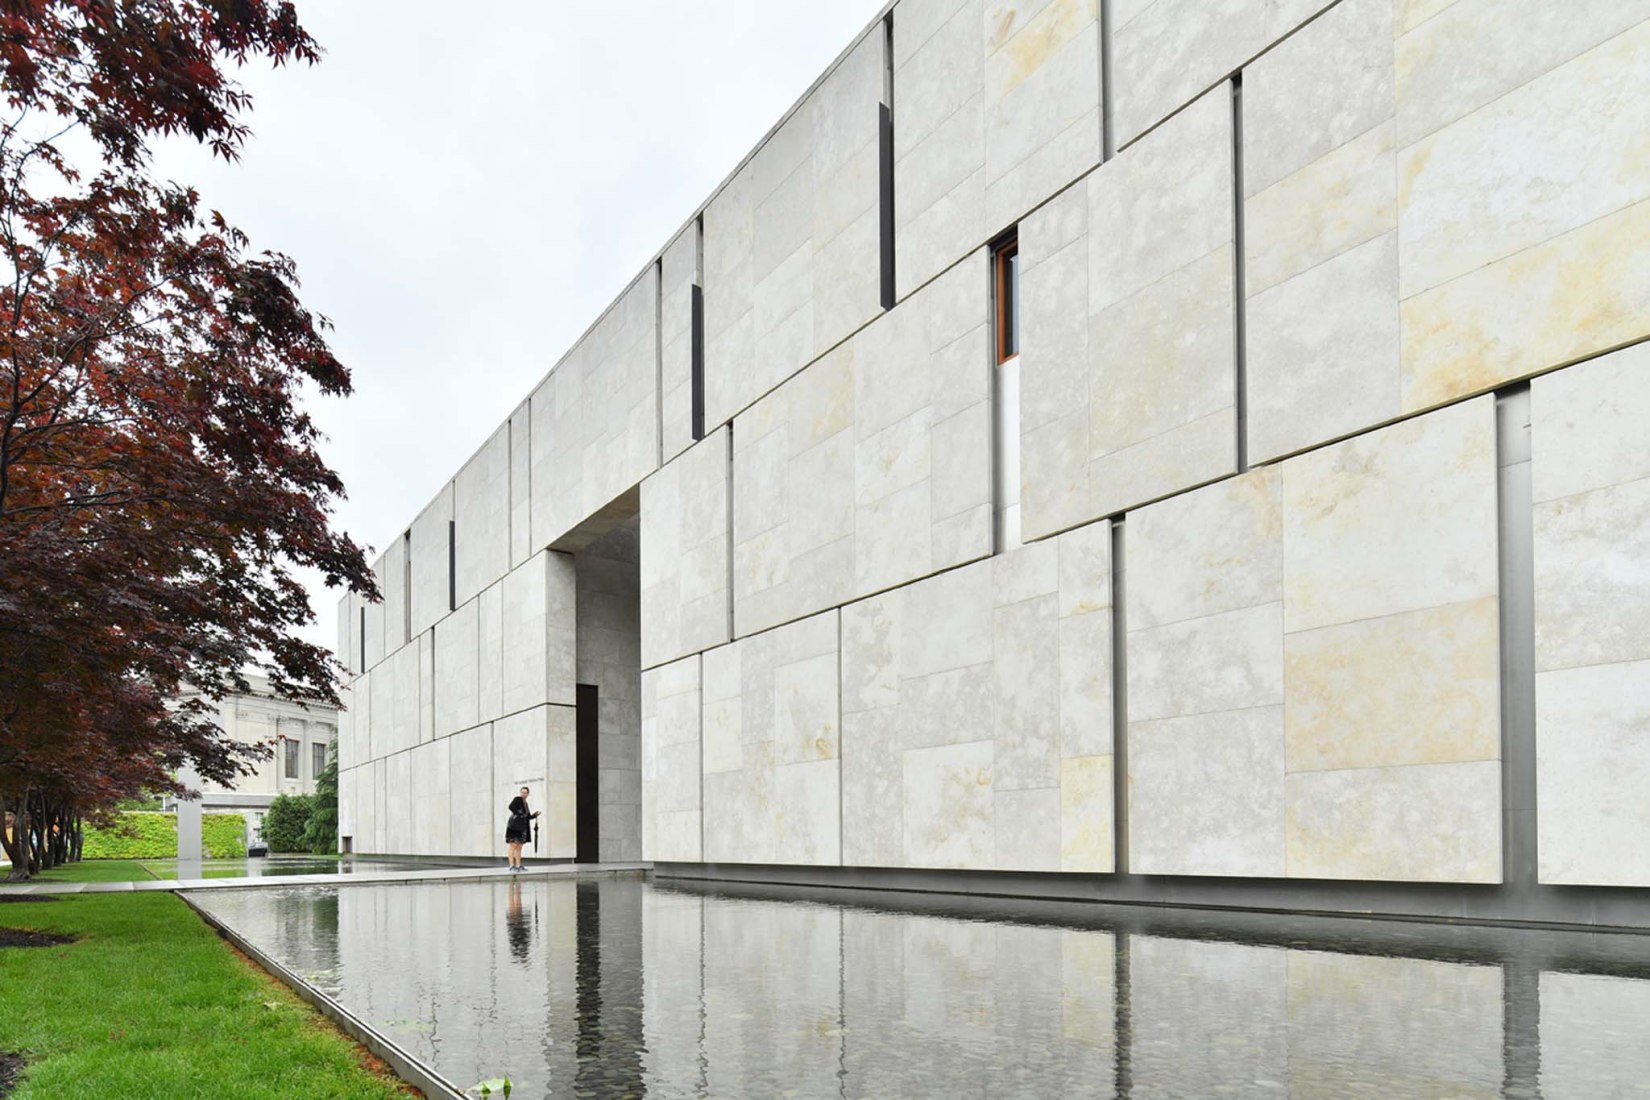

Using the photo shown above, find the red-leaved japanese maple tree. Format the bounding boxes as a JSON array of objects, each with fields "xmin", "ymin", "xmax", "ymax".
[{"xmin": 0, "ymin": 1, "xmax": 378, "ymax": 878}]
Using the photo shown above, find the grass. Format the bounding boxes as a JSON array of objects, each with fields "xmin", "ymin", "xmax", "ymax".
[
  {"xmin": 0, "ymin": 874, "xmax": 411, "ymax": 1098},
  {"xmin": 25, "ymin": 859, "xmax": 158, "ymax": 884}
]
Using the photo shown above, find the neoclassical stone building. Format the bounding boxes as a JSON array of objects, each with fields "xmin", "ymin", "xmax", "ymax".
[{"xmin": 338, "ymin": 0, "xmax": 1650, "ymax": 926}]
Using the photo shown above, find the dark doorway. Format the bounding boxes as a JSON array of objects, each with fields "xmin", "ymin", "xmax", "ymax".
[{"xmin": 576, "ymin": 683, "xmax": 599, "ymax": 862}]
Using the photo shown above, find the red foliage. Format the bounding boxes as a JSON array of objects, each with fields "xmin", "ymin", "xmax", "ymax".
[{"xmin": 0, "ymin": 1, "xmax": 377, "ymax": 877}]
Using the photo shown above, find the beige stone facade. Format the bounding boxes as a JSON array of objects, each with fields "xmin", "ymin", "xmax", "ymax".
[{"xmin": 339, "ymin": 1, "xmax": 1650, "ymax": 912}]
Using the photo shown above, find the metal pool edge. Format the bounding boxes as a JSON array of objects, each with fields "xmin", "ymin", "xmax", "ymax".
[{"xmin": 179, "ymin": 892, "xmax": 466, "ymax": 1100}]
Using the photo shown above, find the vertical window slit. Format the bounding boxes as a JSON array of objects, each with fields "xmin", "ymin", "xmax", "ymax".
[
  {"xmin": 879, "ymin": 13, "xmax": 897, "ymax": 309},
  {"xmin": 1111, "ymin": 518, "xmax": 1128, "ymax": 874},
  {"xmin": 401, "ymin": 529, "xmax": 412, "ymax": 645},
  {"xmin": 691, "ymin": 214, "xmax": 706, "ymax": 442},
  {"xmin": 448, "ymin": 519, "xmax": 456, "ymax": 611},
  {"xmin": 1231, "ymin": 73, "xmax": 1248, "ymax": 474},
  {"xmin": 991, "ymin": 232, "xmax": 1021, "ymax": 553}
]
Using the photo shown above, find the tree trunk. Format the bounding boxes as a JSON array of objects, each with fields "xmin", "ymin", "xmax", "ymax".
[{"xmin": 2, "ymin": 791, "xmax": 31, "ymax": 882}]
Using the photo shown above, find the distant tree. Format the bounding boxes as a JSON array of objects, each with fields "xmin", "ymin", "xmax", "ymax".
[
  {"xmin": 301, "ymin": 745, "xmax": 337, "ymax": 855},
  {"xmin": 261, "ymin": 793, "xmax": 313, "ymax": 853},
  {"xmin": 0, "ymin": 1, "xmax": 379, "ymax": 880}
]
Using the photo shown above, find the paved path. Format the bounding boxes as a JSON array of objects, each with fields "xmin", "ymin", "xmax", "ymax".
[{"xmin": 0, "ymin": 861, "xmax": 651, "ymax": 896}]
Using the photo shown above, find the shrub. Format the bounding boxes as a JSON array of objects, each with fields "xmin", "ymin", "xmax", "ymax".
[
  {"xmin": 261, "ymin": 794, "xmax": 313, "ymax": 853},
  {"xmin": 81, "ymin": 812, "xmax": 175, "ymax": 859},
  {"xmin": 202, "ymin": 813, "xmax": 247, "ymax": 858},
  {"xmin": 301, "ymin": 747, "xmax": 338, "ymax": 855},
  {"xmin": 78, "ymin": 811, "xmax": 250, "ymax": 859}
]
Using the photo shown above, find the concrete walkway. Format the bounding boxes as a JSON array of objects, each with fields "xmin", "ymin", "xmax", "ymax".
[{"xmin": 0, "ymin": 861, "xmax": 651, "ymax": 896}]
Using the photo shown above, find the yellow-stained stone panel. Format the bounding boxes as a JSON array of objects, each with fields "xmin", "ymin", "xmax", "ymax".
[
  {"xmin": 1285, "ymin": 759, "xmax": 1500, "ymax": 883},
  {"xmin": 1281, "ymin": 395, "xmax": 1497, "ymax": 633},
  {"xmin": 1284, "ymin": 596, "xmax": 1500, "ymax": 773},
  {"xmin": 1401, "ymin": 199, "xmax": 1650, "ymax": 415},
  {"xmin": 1060, "ymin": 753, "xmax": 1113, "ymax": 872}
]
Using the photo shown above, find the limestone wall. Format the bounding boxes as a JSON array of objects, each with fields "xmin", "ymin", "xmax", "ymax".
[{"xmin": 338, "ymin": 1, "xmax": 1650, "ymax": 901}]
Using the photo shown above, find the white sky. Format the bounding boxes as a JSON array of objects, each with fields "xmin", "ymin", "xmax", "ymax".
[{"xmin": 150, "ymin": 1, "xmax": 888, "ymax": 658}]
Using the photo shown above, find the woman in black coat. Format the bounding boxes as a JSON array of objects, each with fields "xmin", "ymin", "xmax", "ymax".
[{"xmin": 505, "ymin": 785, "xmax": 538, "ymax": 872}]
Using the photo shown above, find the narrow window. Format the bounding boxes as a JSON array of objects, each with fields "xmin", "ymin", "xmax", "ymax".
[
  {"xmin": 879, "ymin": 12, "xmax": 896, "ymax": 309},
  {"xmin": 312, "ymin": 742, "xmax": 328, "ymax": 778},
  {"xmin": 283, "ymin": 738, "xmax": 300, "ymax": 779},
  {"xmin": 992, "ymin": 232, "xmax": 1023, "ymax": 552},
  {"xmin": 401, "ymin": 529, "xmax": 413, "ymax": 644},
  {"xmin": 994, "ymin": 236, "xmax": 1019, "ymax": 364},
  {"xmin": 358, "ymin": 606, "xmax": 366, "ymax": 670},
  {"xmin": 447, "ymin": 519, "xmax": 457, "ymax": 611},
  {"xmin": 690, "ymin": 283, "xmax": 706, "ymax": 441}
]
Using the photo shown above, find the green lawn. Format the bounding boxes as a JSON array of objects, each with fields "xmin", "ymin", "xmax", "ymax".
[
  {"xmin": 25, "ymin": 859, "xmax": 158, "ymax": 883},
  {"xmin": 0, "ymin": 875, "xmax": 411, "ymax": 1098}
]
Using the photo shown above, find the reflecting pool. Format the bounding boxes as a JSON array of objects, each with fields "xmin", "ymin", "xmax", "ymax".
[
  {"xmin": 141, "ymin": 855, "xmax": 457, "ymax": 880},
  {"xmin": 187, "ymin": 876, "xmax": 1650, "ymax": 1098}
]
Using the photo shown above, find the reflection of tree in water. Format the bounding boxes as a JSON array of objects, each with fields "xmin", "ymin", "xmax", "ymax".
[{"xmin": 506, "ymin": 880, "xmax": 534, "ymax": 966}]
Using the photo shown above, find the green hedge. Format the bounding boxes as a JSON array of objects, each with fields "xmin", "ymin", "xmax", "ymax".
[
  {"xmin": 79, "ymin": 811, "xmax": 247, "ymax": 859},
  {"xmin": 203, "ymin": 814, "xmax": 247, "ymax": 858}
]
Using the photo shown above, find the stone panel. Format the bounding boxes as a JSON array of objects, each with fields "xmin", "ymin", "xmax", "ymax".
[
  {"xmin": 507, "ymin": 402, "xmax": 531, "ymax": 569},
  {"xmin": 1020, "ymin": 86, "xmax": 1234, "ymax": 538},
  {"xmin": 1111, "ymin": 0, "xmax": 1333, "ymax": 147},
  {"xmin": 386, "ymin": 640, "xmax": 420, "ymax": 757},
  {"xmin": 1285, "ymin": 760, "xmax": 1500, "ymax": 882},
  {"xmin": 336, "ymin": 682, "xmax": 356, "ymax": 771},
  {"xmin": 453, "ymin": 423, "xmax": 510, "ymax": 606},
  {"xmin": 841, "ymin": 522, "xmax": 1112, "ymax": 871},
  {"xmin": 1127, "ymin": 400, "xmax": 1500, "ymax": 882},
  {"xmin": 1243, "ymin": 0, "xmax": 1400, "ymax": 462},
  {"xmin": 641, "ymin": 655, "xmax": 702, "ymax": 862},
  {"xmin": 659, "ymin": 225, "xmax": 699, "ymax": 463},
  {"xmin": 362, "ymin": 552, "xmax": 388, "ymax": 669},
  {"xmin": 383, "ymin": 750, "xmax": 411, "ymax": 855},
  {"xmin": 477, "ymin": 581, "xmax": 503, "ymax": 724},
  {"xmin": 492, "ymin": 705, "xmax": 577, "ymax": 860},
  {"xmin": 1279, "ymin": 400, "xmax": 1500, "ymax": 882},
  {"xmin": 892, "ymin": 0, "xmax": 1102, "ymax": 298},
  {"xmin": 732, "ymin": 252, "xmax": 992, "ymax": 636},
  {"xmin": 446, "ymin": 722, "xmax": 493, "ymax": 856},
  {"xmin": 1126, "ymin": 469, "xmax": 1285, "ymax": 877},
  {"xmin": 700, "ymin": 611, "xmax": 841, "ymax": 866},
  {"xmin": 433, "ymin": 596, "xmax": 480, "ymax": 738},
  {"xmin": 1396, "ymin": 19, "xmax": 1650, "ymax": 412},
  {"xmin": 499, "ymin": 550, "xmax": 578, "ymax": 715},
  {"xmin": 380, "ymin": 536, "xmax": 408, "ymax": 657},
  {"xmin": 417, "ymin": 631, "xmax": 433, "ymax": 743},
  {"xmin": 408, "ymin": 737, "xmax": 451, "ymax": 856},
  {"xmin": 1281, "ymin": 396, "xmax": 1497, "ymax": 634},
  {"xmin": 408, "ymin": 484, "xmax": 453, "ymax": 638},
  {"xmin": 336, "ymin": 592, "xmax": 354, "ymax": 674},
  {"xmin": 1533, "ymin": 349, "xmax": 1650, "ymax": 886},
  {"xmin": 702, "ymin": 31, "xmax": 882, "ymax": 431},
  {"xmin": 641, "ymin": 427, "xmax": 731, "ymax": 669},
  {"xmin": 528, "ymin": 267, "xmax": 658, "ymax": 550}
]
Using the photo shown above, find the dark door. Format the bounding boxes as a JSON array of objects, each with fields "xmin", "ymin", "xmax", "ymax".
[{"xmin": 576, "ymin": 683, "xmax": 599, "ymax": 862}]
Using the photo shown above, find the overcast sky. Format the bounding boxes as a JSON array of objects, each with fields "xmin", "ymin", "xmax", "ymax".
[{"xmin": 150, "ymin": 1, "xmax": 888, "ymax": 658}]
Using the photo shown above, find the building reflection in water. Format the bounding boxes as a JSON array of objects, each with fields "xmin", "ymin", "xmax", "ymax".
[{"xmin": 188, "ymin": 876, "xmax": 1650, "ymax": 1098}]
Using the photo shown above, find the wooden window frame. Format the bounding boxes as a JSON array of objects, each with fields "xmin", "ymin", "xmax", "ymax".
[{"xmin": 994, "ymin": 236, "xmax": 1019, "ymax": 364}]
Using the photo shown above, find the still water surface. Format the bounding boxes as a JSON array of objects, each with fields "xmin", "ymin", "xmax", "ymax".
[
  {"xmin": 187, "ymin": 876, "xmax": 1650, "ymax": 1098},
  {"xmin": 140, "ymin": 855, "xmax": 451, "ymax": 879}
]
